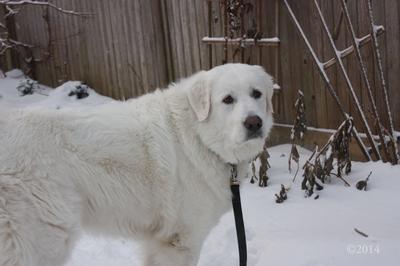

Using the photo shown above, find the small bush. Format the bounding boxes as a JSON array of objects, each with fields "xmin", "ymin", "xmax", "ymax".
[
  {"xmin": 17, "ymin": 78, "xmax": 40, "ymax": 96},
  {"xmin": 69, "ymin": 83, "xmax": 89, "ymax": 99}
]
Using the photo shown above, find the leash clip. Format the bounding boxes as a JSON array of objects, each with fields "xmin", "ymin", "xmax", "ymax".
[{"xmin": 230, "ymin": 164, "xmax": 239, "ymax": 185}]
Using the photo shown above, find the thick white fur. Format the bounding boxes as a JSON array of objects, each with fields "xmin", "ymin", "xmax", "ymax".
[{"xmin": 0, "ymin": 63, "xmax": 273, "ymax": 266}]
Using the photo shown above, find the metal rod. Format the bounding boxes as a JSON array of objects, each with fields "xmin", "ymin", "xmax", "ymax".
[
  {"xmin": 333, "ymin": 1, "xmax": 345, "ymax": 40},
  {"xmin": 340, "ymin": 0, "xmax": 390, "ymax": 162},
  {"xmin": 223, "ymin": 0, "xmax": 228, "ymax": 63},
  {"xmin": 202, "ymin": 36, "xmax": 280, "ymax": 46},
  {"xmin": 274, "ymin": 0, "xmax": 279, "ymax": 84},
  {"xmin": 313, "ymin": 0, "xmax": 381, "ymax": 161},
  {"xmin": 256, "ymin": 0, "xmax": 262, "ymax": 65},
  {"xmin": 239, "ymin": 0, "xmax": 244, "ymax": 62},
  {"xmin": 283, "ymin": 0, "xmax": 371, "ymax": 161},
  {"xmin": 367, "ymin": 0, "xmax": 399, "ymax": 163},
  {"xmin": 323, "ymin": 26, "xmax": 384, "ymax": 69},
  {"xmin": 207, "ymin": 0, "xmax": 212, "ymax": 69}
]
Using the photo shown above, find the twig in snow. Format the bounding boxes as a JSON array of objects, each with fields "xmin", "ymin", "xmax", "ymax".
[
  {"xmin": 291, "ymin": 157, "xmax": 300, "ymax": 183},
  {"xmin": 356, "ymin": 171, "xmax": 372, "ymax": 191},
  {"xmin": 329, "ymin": 172, "xmax": 351, "ymax": 187},
  {"xmin": 354, "ymin": 228, "xmax": 368, "ymax": 238}
]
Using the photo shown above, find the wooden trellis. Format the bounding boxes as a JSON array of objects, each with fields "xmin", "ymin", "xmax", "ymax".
[
  {"xmin": 203, "ymin": 0, "xmax": 398, "ymax": 164},
  {"xmin": 284, "ymin": 0, "xmax": 398, "ymax": 164}
]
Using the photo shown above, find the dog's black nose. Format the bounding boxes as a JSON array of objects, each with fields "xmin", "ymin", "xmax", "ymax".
[{"xmin": 244, "ymin": 115, "xmax": 263, "ymax": 132}]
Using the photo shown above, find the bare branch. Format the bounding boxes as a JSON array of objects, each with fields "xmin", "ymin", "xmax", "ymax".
[
  {"xmin": 0, "ymin": 43, "xmax": 11, "ymax": 54},
  {"xmin": 0, "ymin": 0, "xmax": 92, "ymax": 76},
  {"xmin": 7, "ymin": 38, "xmax": 34, "ymax": 48},
  {"xmin": 0, "ymin": 37, "xmax": 34, "ymax": 55},
  {"xmin": 5, "ymin": 4, "xmax": 19, "ymax": 17},
  {"xmin": 0, "ymin": 1, "xmax": 93, "ymax": 16}
]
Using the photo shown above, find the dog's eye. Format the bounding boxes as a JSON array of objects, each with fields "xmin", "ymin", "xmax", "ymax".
[
  {"xmin": 251, "ymin": 89, "xmax": 262, "ymax": 99},
  {"xmin": 222, "ymin": 95, "xmax": 234, "ymax": 104}
]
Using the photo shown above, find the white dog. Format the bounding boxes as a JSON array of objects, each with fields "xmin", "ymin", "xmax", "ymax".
[{"xmin": 0, "ymin": 63, "xmax": 273, "ymax": 266}]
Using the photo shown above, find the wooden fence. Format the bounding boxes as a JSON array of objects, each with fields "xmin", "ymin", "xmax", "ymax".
[{"xmin": 3, "ymin": 0, "xmax": 400, "ymax": 133}]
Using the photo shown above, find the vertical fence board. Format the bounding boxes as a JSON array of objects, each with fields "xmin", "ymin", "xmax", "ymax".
[
  {"xmin": 384, "ymin": 0, "xmax": 400, "ymax": 129},
  {"xmin": 310, "ymin": 0, "xmax": 327, "ymax": 129}
]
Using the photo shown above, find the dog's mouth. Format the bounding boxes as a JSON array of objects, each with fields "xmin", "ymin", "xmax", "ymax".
[{"xmin": 245, "ymin": 130, "xmax": 263, "ymax": 141}]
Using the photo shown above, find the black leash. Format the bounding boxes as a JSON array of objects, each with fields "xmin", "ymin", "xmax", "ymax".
[{"xmin": 230, "ymin": 164, "xmax": 247, "ymax": 266}]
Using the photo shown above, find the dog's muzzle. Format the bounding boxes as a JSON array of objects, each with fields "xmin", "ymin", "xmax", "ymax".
[{"xmin": 244, "ymin": 115, "xmax": 263, "ymax": 140}]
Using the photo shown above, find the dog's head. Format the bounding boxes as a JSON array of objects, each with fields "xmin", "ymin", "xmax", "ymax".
[{"xmin": 187, "ymin": 63, "xmax": 274, "ymax": 164}]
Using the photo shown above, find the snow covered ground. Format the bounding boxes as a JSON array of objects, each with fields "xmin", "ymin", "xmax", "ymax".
[{"xmin": 1, "ymin": 71, "xmax": 399, "ymax": 266}]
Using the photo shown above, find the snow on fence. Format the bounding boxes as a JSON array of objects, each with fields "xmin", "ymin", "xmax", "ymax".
[{"xmin": 1, "ymin": 0, "xmax": 399, "ymax": 137}]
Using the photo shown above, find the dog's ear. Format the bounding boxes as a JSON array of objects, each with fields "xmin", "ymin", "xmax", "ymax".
[
  {"xmin": 187, "ymin": 71, "xmax": 211, "ymax": 122},
  {"xmin": 266, "ymin": 79, "xmax": 274, "ymax": 114},
  {"xmin": 252, "ymin": 65, "xmax": 274, "ymax": 114}
]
